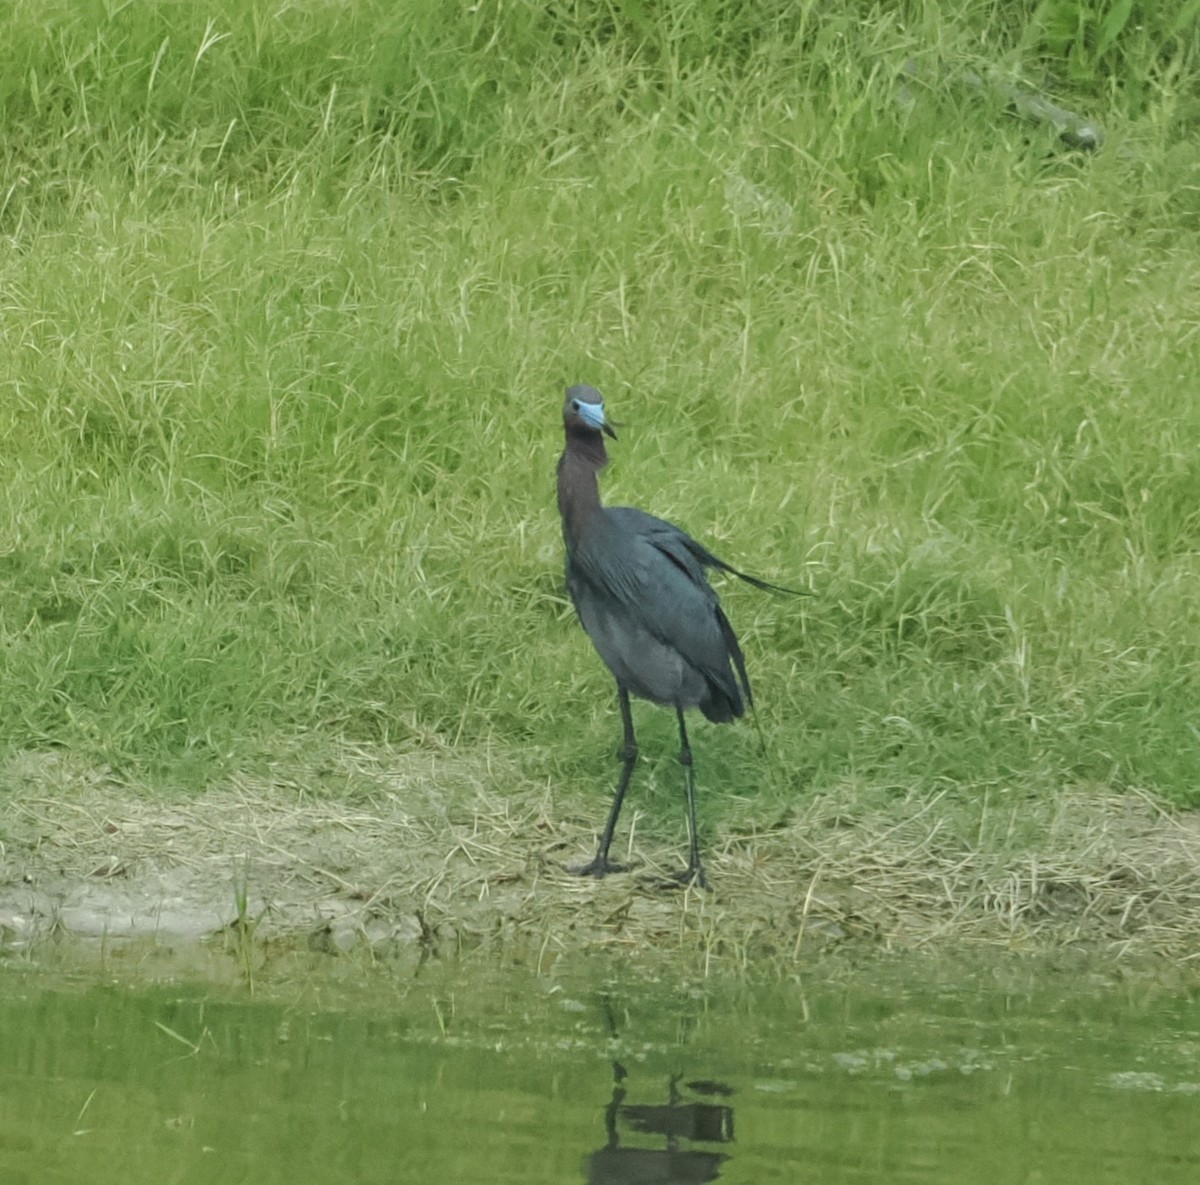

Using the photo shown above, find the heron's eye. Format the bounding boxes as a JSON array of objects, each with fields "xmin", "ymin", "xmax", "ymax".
[{"xmin": 570, "ymin": 400, "xmax": 581, "ymax": 412}]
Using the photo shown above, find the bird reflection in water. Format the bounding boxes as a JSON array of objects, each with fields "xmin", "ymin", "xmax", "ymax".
[{"xmin": 584, "ymin": 1063, "xmax": 735, "ymax": 1185}]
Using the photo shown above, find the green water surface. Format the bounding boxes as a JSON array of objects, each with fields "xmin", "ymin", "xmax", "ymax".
[{"xmin": 1, "ymin": 954, "xmax": 1197, "ymax": 1184}]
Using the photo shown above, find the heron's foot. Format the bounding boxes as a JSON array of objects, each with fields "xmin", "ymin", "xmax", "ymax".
[
  {"xmin": 641, "ymin": 866, "xmax": 710, "ymax": 892},
  {"xmin": 567, "ymin": 856, "xmax": 630, "ymax": 879}
]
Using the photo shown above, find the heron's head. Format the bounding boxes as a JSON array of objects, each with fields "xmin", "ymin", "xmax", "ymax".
[{"xmin": 563, "ymin": 384, "xmax": 617, "ymax": 439}]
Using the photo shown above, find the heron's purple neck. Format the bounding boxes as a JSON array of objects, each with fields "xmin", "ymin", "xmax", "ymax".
[{"xmin": 557, "ymin": 426, "xmax": 609, "ymax": 542}]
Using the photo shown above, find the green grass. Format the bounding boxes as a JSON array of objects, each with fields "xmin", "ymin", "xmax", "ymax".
[{"xmin": 1, "ymin": 0, "xmax": 1199, "ymax": 819}]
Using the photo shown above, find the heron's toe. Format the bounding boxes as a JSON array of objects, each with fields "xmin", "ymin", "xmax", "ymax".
[{"xmin": 640, "ymin": 866, "xmax": 710, "ymax": 892}]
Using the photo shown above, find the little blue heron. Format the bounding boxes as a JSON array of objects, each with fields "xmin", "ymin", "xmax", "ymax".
[{"xmin": 557, "ymin": 384, "xmax": 797, "ymax": 888}]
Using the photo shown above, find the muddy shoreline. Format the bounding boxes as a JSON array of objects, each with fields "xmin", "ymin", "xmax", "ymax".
[{"xmin": 3, "ymin": 751, "xmax": 1199, "ymax": 975}]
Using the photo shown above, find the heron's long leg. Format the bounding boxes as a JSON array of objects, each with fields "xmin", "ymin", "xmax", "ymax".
[
  {"xmin": 571, "ymin": 685, "xmax": 637, "ymax": 878},
  {"xmin": 674, "ymin": 708, "xmax": 708, "ymax": 888}
]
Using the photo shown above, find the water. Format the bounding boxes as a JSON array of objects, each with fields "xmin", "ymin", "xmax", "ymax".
[{"xmin": 2, "ymin": 954, "xmax": 1197, "ymax": 1184}]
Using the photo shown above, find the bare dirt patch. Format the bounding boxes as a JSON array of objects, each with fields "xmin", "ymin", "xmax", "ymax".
[{"xmin": 2, "ymin": 749, "xmax": 1199, "ymax": 973}]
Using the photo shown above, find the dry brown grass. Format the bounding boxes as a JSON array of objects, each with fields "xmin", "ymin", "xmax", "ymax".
[{"xmin": 2, "ymin": 748, "xmax": 1198, "ymax": 973}]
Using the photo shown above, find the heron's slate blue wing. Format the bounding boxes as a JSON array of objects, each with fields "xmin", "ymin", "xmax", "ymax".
[
  {"xmin": 602, "ymin": 508, "xmax": 757, "ymax": 706},
  {"xmin": 565, "ymin": 510, "xmax": 748, "ymax": 721}
]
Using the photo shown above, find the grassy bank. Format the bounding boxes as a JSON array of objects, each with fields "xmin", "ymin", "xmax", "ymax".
[{"xmin": 2, "ymin": 0, "xmax": 1199, "ymax": 845}]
